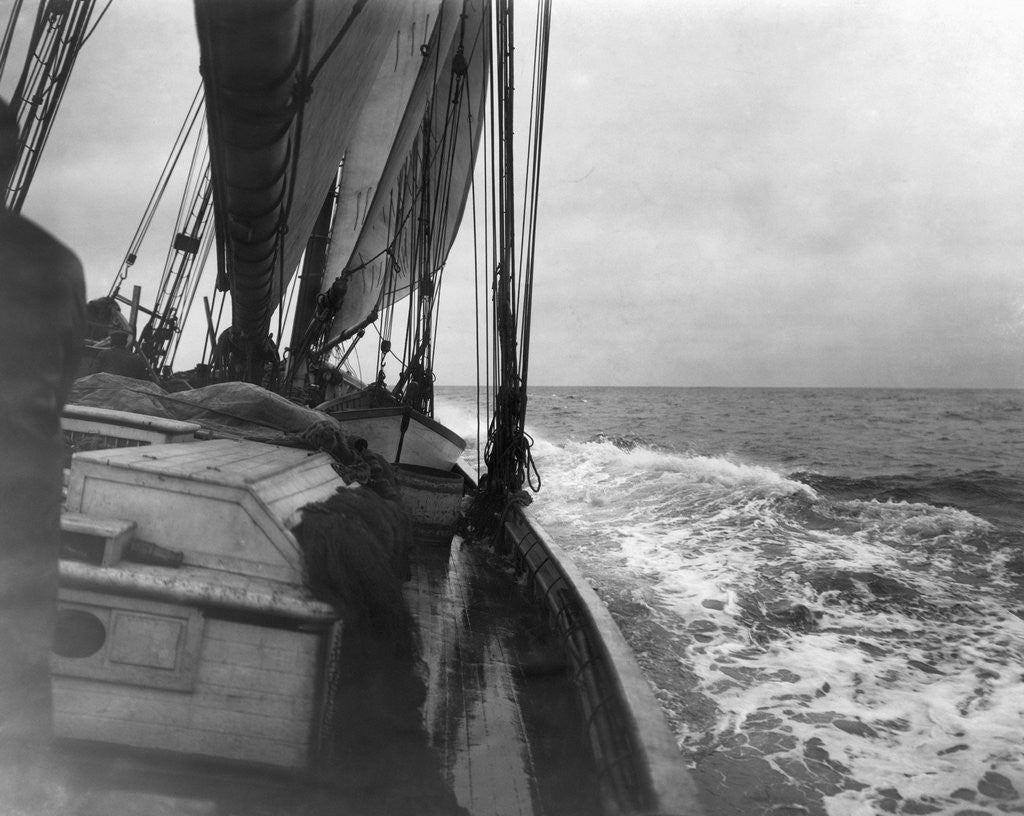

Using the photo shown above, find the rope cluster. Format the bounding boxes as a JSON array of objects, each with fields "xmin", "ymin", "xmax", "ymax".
[{"xmin": 467, "ymin": 0, "xmax": 552, "ymax": 536}]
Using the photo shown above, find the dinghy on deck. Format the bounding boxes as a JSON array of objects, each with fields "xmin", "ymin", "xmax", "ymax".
[{"xmin": 320, "ymin": 402, "xmax": 468, "ymax": 471}]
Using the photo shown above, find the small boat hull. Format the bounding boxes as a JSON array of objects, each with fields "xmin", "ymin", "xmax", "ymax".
[{"xmin": 324, "ymin": 405, "xmax": 466, "ymax": 470}]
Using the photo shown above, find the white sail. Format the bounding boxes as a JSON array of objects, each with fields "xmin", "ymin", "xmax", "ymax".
[
  {"xmin": 324, "ymin": 1, "xmax": 454, "ymax": 298},
  {"xmin": 320, "ymin": 0, "xmax": 491, "ymax": 345}
]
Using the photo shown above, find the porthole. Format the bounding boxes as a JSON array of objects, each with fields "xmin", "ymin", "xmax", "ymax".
[{"xmin": 52, "ymin": 609, "xmax": 106, "ymax": 658}]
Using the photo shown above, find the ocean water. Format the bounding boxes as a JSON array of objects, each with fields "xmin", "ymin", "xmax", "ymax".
[{"xmin": 435, "ymin": 386, "xmax": 1024, "ymax": 816}]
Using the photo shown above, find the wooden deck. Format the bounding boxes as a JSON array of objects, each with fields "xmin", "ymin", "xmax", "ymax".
[
  {"xmin": 406, "ymin": 537, "xmax": 601, "ymax": 816},
  {"xmin": 58, "ymin": 536, "xmax": 602, "ymax": 816}
]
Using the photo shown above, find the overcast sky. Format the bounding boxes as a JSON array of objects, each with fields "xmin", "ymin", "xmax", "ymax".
[{"xmin": 5, "ymin": 0, "xmax": 1024, "ymax": 388}]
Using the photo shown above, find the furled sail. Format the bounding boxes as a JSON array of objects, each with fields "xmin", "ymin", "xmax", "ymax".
[
  {"xmin": 194, "ymin": 0, "xmax": 408, "ymax": 347},
  {"xmin": 320, "ymin": 0, "xmax": 491, "ymax": 346}
]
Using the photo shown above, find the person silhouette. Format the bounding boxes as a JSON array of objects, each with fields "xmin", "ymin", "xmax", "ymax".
[
  {"xmin": 0, "ymin": 97, "xmax": 86, "ymax": 809},
  {"xmin": 94, "ymin": 329, "xmax": 151, "ymax": 380}
]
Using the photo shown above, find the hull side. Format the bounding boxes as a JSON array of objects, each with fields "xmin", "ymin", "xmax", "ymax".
[{"xmin": 503, "ymin": 505, "xmax": 703, "ymax": 816}]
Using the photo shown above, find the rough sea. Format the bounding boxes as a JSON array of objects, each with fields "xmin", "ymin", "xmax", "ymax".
[{"xmin": 435, "ymin": 386, "xmax": 1024, "ymax": 816}]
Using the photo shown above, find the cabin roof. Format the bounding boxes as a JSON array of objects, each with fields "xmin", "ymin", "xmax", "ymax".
[{"xmin": 72, "ymin": 438, "xmax": 327, "ymax": 488}]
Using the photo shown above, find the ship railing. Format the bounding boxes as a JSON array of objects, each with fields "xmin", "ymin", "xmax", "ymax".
[{"xmin": 500, "ymin": 505, "xmax": 704, "ymax": 816}]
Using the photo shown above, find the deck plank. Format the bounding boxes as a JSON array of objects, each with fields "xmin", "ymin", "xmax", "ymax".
[{"xmin": 409, "ymin": 540, "xmax": 539, "ymax": 816}]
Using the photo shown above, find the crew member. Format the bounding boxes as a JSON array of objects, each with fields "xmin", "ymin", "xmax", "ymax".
[
  {"xmin": 94, "ymin": 329, "xmax": 151, "ymax": 380},
  {"xmin": 0, "ymin": 98, "xmax": 86, "ymax": 808},
  {"xmin": 211, "ymin": 325, "xmax": 243, "ymax": 380}
]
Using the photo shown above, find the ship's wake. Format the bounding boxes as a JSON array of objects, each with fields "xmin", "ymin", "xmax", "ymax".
[{"xmin": 528, "ymin": 436, "xmax": 1024, "ymax": 816}]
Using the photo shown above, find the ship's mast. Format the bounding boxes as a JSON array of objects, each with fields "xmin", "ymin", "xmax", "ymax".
[
  {"xmin": 282, "ymin": 167, "xmax": 343, "ymax": 397},
  {"xmin": 485, "ymin": 0, "xmax": 550, "ymax": 491},
  {"xmin": 468, "ymin": 0, "xmax": 552, "ymax": 529}
]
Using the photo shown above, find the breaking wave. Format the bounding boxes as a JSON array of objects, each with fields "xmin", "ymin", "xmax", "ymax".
[{"xmin": 527, "ymin": 434, "xmax": 1024, "ymax": 816}]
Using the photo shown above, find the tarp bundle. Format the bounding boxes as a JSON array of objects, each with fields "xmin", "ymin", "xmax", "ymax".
[
  {"xmin": 70, "ymin": 374, "xmax": 333, "ymax": 443},
  {"xmin": 69, "ymin": 373, "xmax": 168, "ymax": 417}
]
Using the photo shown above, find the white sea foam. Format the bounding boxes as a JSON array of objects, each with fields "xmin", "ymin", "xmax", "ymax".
[
  {"xmin": 433, "ymin": 398, "xmax": 487, "ymax": 448},
  {"xmin": 837, "ymin": 497, "xmax": 994, "ymax": 538},
  {"xmin": 528, "ymin": 435, "xmax": 1024, "ymax": 814}
]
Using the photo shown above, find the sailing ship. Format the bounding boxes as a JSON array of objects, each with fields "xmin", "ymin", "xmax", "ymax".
[{"xmin": 2, "ymin": 1, "xmax": 702, "ymax": 813}]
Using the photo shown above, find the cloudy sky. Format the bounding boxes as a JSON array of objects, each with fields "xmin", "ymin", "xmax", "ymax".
[{"xmin": 5, "ymin": 0, "xmax": 1024, "ymax": 387}]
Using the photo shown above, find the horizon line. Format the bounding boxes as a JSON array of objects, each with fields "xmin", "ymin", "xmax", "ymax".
[{"xmin": 435, "ymin": 384, "xmax": 1024, "ymax": 391}]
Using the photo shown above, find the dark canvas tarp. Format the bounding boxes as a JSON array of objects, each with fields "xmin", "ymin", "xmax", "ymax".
[{"xmin": 70, "ymin": 374, "xmax": 332, "ymax": 444}]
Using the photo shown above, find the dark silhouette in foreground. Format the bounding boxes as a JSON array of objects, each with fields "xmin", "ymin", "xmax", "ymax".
[{"xmin": 0, "ymin": 97, "xmax": 87, "ymax": 812}]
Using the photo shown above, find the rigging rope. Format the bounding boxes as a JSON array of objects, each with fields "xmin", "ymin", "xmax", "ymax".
[
  {"xmin": 466, "ymin": 0, "xmax": 552, "ymax": 535},
  {"xmin": 304, "ymin": 0, "xmax": 371, "ymax": 92},
  {"xmin": 110, "ymin": 85, "xmax": 204, "ymax": 297},
  {"xmin": 0, "ymin": 0, "xmax": 26, "ymax": 84},
  {"xmin": 3, "ymin": 0, "xmax": 98, "ymax": 212},
  {"xmin": 79, "ymin": 0, "xmax": 113, "ymax": 46}
]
